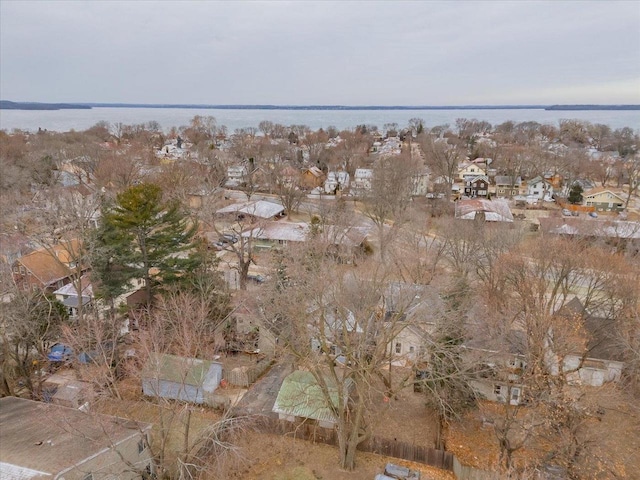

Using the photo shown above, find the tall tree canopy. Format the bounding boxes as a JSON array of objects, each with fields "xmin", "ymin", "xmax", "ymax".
[{"xmin": 102, "ymin": 183, "xmax": 201, "ymax": 305}]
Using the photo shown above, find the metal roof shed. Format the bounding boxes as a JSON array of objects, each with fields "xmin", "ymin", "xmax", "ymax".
[
  {"xmin": 272, "ymin": 370, "xmax": 352, "ymax": 428},
  {"xmin": 142, "ymin": 353, "xmax": 223, "ymax": 405}
]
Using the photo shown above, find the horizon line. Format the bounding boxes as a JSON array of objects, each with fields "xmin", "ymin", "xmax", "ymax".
[{"xmin": 2, "ymin": 100, "xmax": 640, "ymax": 111}]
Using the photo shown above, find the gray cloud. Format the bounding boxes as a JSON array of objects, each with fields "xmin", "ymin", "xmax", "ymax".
[{"xmin": 1, "ymin": 0, "xmax": 638, "ymax": 105}]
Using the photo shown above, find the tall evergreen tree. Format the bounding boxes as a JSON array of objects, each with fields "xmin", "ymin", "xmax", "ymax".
[
  {"xmin": 103, "ymin": 183, "xmax": 201, "ymax": 305},
  {"xmin": 89, "ymin": 211, "xmax": 134, "ymax": 316},
  {"xmin": 568, "ymin": 184, "xmax": 584, "ymax": 204}
]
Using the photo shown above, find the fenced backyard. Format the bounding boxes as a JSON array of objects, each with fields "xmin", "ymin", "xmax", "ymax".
[{"xmin": 256, "ymin": 416, "xmax": 455, "ymax": 471}]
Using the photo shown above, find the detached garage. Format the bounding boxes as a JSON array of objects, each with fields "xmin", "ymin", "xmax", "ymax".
[{"xmin": 142, "ymin": 353, "xmax": 223, "ymax": 405}]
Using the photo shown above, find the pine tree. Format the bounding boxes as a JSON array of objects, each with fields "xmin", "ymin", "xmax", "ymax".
[
  {"xmin": 568, "ymin": 184, "xmax": 584, "ymax": 204},
  {"xmin": 103, "ymin": 183, "xmax": 201, "ymax": 305},
  {"xmin": 89, "ymin": 212, "xmax": 134, "ymax": 316}
]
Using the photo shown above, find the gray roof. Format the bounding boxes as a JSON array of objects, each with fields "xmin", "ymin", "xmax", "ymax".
[
  {"xmin": 142, "ymin": 353, "xmax": 222, "ymax": 388},
  {"xmin": 242, "ymin": 221, "xmax": 309, "ymax": 242},
  {"xmin": 539, "ymin": 218, "xmax": 640, "ymax": 240},
  {"xmin": 455, "ymin": 198, "xmax": 514, "ymax": 222},
  {"xmin": 494, "ymin": 175, "xmax": 522, "ymax": 186},
  {"xmin": 0, "ymin": 397, "xmax": 151, "ymax": 478},
  {"xmin": 217, "ymin": 200, "xmax": 284, "ymax": 219}
]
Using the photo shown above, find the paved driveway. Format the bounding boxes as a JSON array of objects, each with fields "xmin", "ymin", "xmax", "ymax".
[{"xmin": 232, "ymin": 360, "xmax": 293, "ymax": 417}]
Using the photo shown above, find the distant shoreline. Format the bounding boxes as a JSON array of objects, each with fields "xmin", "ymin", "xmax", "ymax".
[{"xmin": 1, "ymin": 100, "xmax": 639, "ymax": 111}]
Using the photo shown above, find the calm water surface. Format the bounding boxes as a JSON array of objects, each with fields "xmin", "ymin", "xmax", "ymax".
[{"xmin": 0, "ymin": 107, "xmax": 638, "ymax": 133}]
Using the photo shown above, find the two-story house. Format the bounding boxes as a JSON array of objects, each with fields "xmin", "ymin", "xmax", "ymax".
[
  {"xmin": 352, "ymin": 168, "xmax": 374, "ymax": 195},
  {"xmin": 494, "ymin": 175, "xmax": 522, "ymax": 198},
  {"xmin": 583, "ymin": 187, "xmax": 625, "ymax": 212},
  {"xmin": 324, "ymin": 170, "xmax": 350, "ymax": 194},
  {"xmin": 11, "ymin": 240, "xmax": 84, "ymax": 293},
  {"xmin": 526, "ymin": 176, "xmax": 554, "ymax": 201},
  {"xmin": 464, "ymin": 175, "xmax": 489, "ymax": 198},
  {"xmin": 225, "ymin": 165, "xmax": 249, "ymax": 188},
  {"xmin": 458, "ymin": 163, "xmax": 487, "ymax": 183}
]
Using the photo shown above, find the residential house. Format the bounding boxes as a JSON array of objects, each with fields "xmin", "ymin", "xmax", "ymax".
[
  {"xmin": 464, "ymin": 332, "xmax": 528, "ymax": 405},
  {"xmin": 225, "ymin": 165, "xmax": 249, "ymax": 188},
  {"xmin": 11, "ymin": 240, "xmax": 84, "ymax": 293},
  {"xmin": 494, "ymin": 175, "xmax": 522, "ymax": 198},
  {"xmin": 187, "ymin": 186, "xmax": 222, "ymax": 210},
  {"xmin": 242, "ymin": 221, "xmax": 309, "ymax": 250},
  {"xmin": 544, "ymin": 172, "xmax": 563, "ymax": 189},
  {"xmin": 53, "ymin": 274, "xmax": 93, "ymax": 318},
  {"xmin": 466, "ymin": 298, "xmax": 625, "ymax": 405},
  {"xmin": 583, "ymin": 187, "xmax": 625, "ymax": 212},
  {"xmin": 526, "ymin": 176, "xmax": 554, "ymax": 201},
  {"xmin": 411, "ymin": 169, "xmax": 430, "ymax": 196},
  {"xmin": 351, "ymin": 168, "xmax": 374, "ymax": 195},
  {"xmin": 552, "ymin": 298, "xmax": 624, "ymax": 387},
  {"xmin": 31, "ymin": 183, "xmax": 101, "ymax": 229},
  {"xmin": 455, "ymin": 198, "xmax": 514, "ymax": 222},
  {"xmin": 272, "ymin": 370, "xmax": 353, "ymax": 429},
  {"xmin": 390, "ymin": 324, "xmax": 430, "ymax": 366},
  {"xmin": 383, "ymin": 283, "xmax": 443, "ymax": 366},
  {"xmin": 324, "ymin": 170, "xmax": 350, "ymax": 194},
  {"xmin": 539, "ymin": 217, "xmax": 640, "ymax": 254},
  {"xmin": 470, "ymin": 360, "xmax": 526, "ymax": 405},
  {"xmin": 318, "ymin": 225, "xmax": 370, "ymax": 264},
  {"xmin": 301, "ymin": 166, "xmax": 325, "ymax": 190},
  {"xmin": 142, "ymin": 353, "xmax": 223, "ymax": 405},
  {"xmin": 463, "ymin": 175, "xmax": 489, "ymax": 198},
  {"xmin": 0, "ymin": 396, "xmax": 154, "ymax": 479},
  {"xmin": 458, "ymin": 162, "xmax": 487, "ymax": 182},
  {"xmin": 216, "ymin": 200, "xmax": 285, "ymax": 221},
  {"xmin": 277, "ymin": 165, "xmax": 300, "ymax": 189}
]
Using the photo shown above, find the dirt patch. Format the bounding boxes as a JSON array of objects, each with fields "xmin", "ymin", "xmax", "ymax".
[
  {"xmin": 230, "ymin": 430, "xmax": 455, "ymax": 480},
  {"xmin": 446, "ymin": 391, "xmax": 640, "ymax": 477}
]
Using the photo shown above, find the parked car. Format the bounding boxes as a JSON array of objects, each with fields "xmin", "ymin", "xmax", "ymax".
[
  {"xmin": 562, "ymin": 209, "xmax": 572, "ymax": 216},
  {"xmin": 219, "ymin": 233, "xmax": 239, "ymax": 244},
  {"xmin": 247, "ymin": 274, "xmax": 266, "ymax": 284},
  {"xmin": 589, "ymin": 212, "xmax": 598, "ymax": 218},
  {"xmin": 77, "ymin": 341, "xmax": 116, "ymax": 365},
  {"xmin": 47, "ymin": 343, "xmax": 73, "ymax": 363}
]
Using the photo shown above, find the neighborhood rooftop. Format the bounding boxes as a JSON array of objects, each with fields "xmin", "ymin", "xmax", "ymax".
[{"xmin": 0, "ymin": 396, "xmax": 151, "ymax": 479}]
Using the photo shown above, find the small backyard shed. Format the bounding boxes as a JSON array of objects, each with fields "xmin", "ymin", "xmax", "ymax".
[
  {"xmin": 142, "ymin": 353, "xmax": 223, "ymax": 405},
  {"xmin": 272, "ymin": 370, "xmax": 352, "ymax": 429}
]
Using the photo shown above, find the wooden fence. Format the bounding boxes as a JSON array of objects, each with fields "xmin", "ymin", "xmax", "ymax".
[
  {"xmin": 223, "ymin": 358, "xmax": 273, "ymax": 387},
  {"xmin": 256, "ymin": 416, "xmax": 454, "ymax": 471}
]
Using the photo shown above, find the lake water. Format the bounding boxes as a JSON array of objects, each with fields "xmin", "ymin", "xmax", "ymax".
[{"xmin": 0, "ymin": 107, "xmax": 638, "ymax": 133}]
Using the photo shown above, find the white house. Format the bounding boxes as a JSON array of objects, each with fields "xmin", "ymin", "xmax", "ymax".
[
  {"xmin": 526, "ymin": 176, "xmax": 554, "ymax": 201},
  {"xmin": 225, "ymin": 165, "xmax": 248, "ymax": 188},
  {"xmin": 324, "ymin": 171, "xmax": 350, "ymax": 194},
  {"xmin": 352, "ymin": 168, "xmax": 374, "ymax": 194},
  {"xmin": 458, "ymin": 162, "xmax": 487, "ymax": 182}
]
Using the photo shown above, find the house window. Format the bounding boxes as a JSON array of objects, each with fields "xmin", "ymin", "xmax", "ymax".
[
  {"xmin": 395, "ymin": 343, "xmax": 402, "ymax": 354},
  {"xmin": 510, "ymin": 387, "xmax": 521, "ymax": 405},
  {"xmin": 22, "ymin": 282, "xmax": 28, "ymax": 291},
  {"xmin": 12, "ymin": 266, "xmax": 19, "ymax": 273},
  {"xmin": 494, "ymin": 385, "xmax": 502, "ymax": 396},
  {"xmin": 19, "ymin": 266, "xmax": 25, "ymax": 274},
  {"xmin": 409, "ymin": 346, "xmax": 415, "ymax": 353},
  {"xmin": 32, "ymin": 284, "xmax": 38, "ymax": 292}
]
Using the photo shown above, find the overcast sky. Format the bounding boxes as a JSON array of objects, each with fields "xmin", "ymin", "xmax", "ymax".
[{"xmin": 1, "ymin": 1, "xmax": 639, "ymax": 105}]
